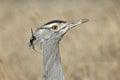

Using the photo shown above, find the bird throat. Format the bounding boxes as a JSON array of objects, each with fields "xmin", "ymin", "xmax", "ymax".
[{"xmin": 41, "ymin": 40, "xmax": 64, "ymax": 80}]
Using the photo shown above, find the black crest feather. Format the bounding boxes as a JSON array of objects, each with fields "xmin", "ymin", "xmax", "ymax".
[{"xmin": 44, "ymin": 20, "xmax": 66, "ymax": 25}]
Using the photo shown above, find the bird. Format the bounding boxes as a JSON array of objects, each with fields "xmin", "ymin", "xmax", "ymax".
[{"xmin": 29, "ymin": 19, "xmax": 89, "ymax": 80}]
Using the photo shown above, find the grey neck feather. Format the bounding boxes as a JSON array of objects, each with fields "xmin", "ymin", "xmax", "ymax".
[{"xmin": 41, "ymin": 39, "xmax": 64, "ymax": 80}]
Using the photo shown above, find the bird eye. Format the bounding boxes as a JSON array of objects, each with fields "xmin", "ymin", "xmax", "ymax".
[{"xmin": 51, "ymin": 25, "xmax": 58, "ymax": 30}]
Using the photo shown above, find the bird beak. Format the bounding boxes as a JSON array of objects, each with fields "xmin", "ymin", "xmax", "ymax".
[{"xmin": 66, "ymin": 19, "xmax": 89, "ymax": 30}]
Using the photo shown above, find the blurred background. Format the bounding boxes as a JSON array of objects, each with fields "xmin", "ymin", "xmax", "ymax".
[{"xmin": 0, "ymin": 0, "xmax": 120, "ymax": 80}]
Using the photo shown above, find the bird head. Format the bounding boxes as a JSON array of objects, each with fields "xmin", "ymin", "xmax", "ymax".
[{"xmin": 29, "ymin": 19, "xmax": 89, "ymax": 50}]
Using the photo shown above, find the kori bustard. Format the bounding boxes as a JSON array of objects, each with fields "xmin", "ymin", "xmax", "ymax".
[{"xmin": 29, "ymin": 19, "xmax": 89, "ymax": 80}]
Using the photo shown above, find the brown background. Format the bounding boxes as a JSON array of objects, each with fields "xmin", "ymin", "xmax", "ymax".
[{"xmin": 0, "ymin": 0, "xmax": 120, "ymax": 80}]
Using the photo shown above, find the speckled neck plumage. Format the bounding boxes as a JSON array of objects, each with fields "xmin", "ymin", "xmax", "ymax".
[{"xmin": 42, "ymin": 40, "xmax": 64, "ymax": 80}]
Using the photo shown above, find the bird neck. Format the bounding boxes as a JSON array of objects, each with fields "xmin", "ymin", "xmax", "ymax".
[{"xmin": 41, "ymin": 40, "xmax": 64, "ymax": 80}]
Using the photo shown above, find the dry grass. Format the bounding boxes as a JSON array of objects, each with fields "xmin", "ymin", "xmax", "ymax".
[{"xmin": 0, "ymin": 0, "xmax": 120, "ymax": 80}]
